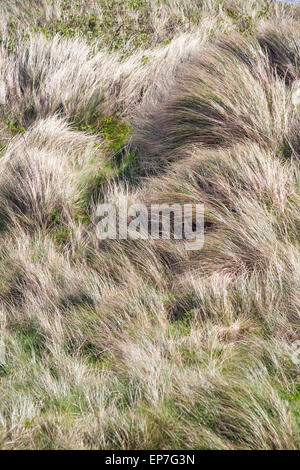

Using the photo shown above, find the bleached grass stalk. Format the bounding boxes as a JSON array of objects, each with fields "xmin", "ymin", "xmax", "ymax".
[{"xmin": 0, "ymin": 0, "xmax": 299, "ymax": 451}]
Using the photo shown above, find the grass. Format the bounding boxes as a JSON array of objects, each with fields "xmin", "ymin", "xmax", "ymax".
[{"xmin": 0, "ymin": 0, "xmax": 299, "ymax": 450}]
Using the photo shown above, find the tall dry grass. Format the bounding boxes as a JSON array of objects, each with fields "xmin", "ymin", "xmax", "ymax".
[{"xmin": 0, "ymin": 0, "xmax": 299, "ymax": 450}]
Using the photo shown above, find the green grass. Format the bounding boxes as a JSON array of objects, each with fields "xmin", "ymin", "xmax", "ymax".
[{"xmin": 0, "ymin": 0, "xmax": 299, "ymax": 451}]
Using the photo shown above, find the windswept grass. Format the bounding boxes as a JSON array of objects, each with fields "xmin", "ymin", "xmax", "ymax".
[{"xmin": 0, "ymin": 0, "xmax": 299, "ymax": 450}]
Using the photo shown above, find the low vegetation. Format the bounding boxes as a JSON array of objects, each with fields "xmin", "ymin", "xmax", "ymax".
[{"xmin": 0, "ymin": 0, "xmax": 299, "ymax": 450}]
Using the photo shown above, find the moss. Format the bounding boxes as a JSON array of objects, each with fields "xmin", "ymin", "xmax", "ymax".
[
  {"xmin": 73, "ymin": 113, "xmax": 131, "ymax": 149},
  {"xmin": 101, "ymin": 116, "xmax": 131, "ymax": 150},
  {"xmin": 75, "ymin": 115, "xmax": 136, "ymax": 213}
]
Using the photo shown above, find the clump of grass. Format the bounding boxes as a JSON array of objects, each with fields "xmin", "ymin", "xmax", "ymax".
[
  {"xmin": 0, "ymin": 0, "xmax": 299, "ymax": 451},
  {"xmin": 132, "ymin": 30, "xmax": 299, "ymax": 172}
]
